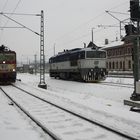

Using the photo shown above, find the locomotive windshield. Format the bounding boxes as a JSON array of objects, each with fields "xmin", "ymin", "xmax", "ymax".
[
  {"xmin": 0, "ymin": 54, "xmax": 15, "ymax": 61},
  {"xmin": 86, "ymin": 51, "xmax": 106, "ymax": 58}
]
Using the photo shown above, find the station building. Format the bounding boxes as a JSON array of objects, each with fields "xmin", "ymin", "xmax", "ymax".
[{"xmin": 103, "ymin": 39, "xmax": 133, "ymax": 73}]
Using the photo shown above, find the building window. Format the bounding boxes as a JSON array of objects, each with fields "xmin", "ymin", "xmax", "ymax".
[
  {"xmin": 125, "ymin": 47, "xmax": 127, "ymax": 54},
  {"xmin": 111, "ymin": 50, "xmax": 114, "ymax": 56},
  {"xmin": 120, "ymin": 61, "xmax": 122, "ymax": 69},
  {"xmin": 112, "ymin": 62, "xmax": 115, "ymax": 69},
  {"xmin": 128, "ymin": 47, "xmax": 131, "ymax": 54},
  {"xmin": 106, "ymin": 62, "xmax": 108, "ymax": 69},
  {"xmin": 108, "ymin": 50, "xmax": 111, "ymax": 57},
  {"xmin": 119, "ymin": 49, "xmax": 122, "ymax": 55},
  {"xmin": 109, "ymin": 62, "xmax": 111, "ymax": 69},
  {"xmin": 112, "ymin": 50, "xmax": 115, "ymax": 56},
  {"xmin": 128, "ymin": 60, "xmax": 131, "ymax": 69},
  {"xmin": 116, "ymin": 61, "xmax": 118, "ymax": 69},
  {"xmin": 123, "ymin": 61, "xmax": 125, "ymax": 71}
]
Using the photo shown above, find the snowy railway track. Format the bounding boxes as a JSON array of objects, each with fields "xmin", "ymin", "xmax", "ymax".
[
  {"xmin": 0, "ymin": 85, "xmax": 137, "ymax": 140},
  {"xmin": 100, "ymin": 81, "xmax": 134, "ymax": 88},
  {"xmin": 0, "ymin": 86, "xmax": 56, "ymax": 140}
]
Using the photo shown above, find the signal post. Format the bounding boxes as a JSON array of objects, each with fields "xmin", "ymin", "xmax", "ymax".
[
  {"xmin": 129, "ymin": 0, "xmax": 140, "ymax": 100},
  {"xmin": 124, "ymin": 0, "xmax": 140, "ymax": 109}
]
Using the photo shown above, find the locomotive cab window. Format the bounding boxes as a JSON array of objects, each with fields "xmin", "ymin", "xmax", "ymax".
[
  {"xmin": 86, "ymin": 51, "xmax": 106, "ymax": 58},
  {"xmin": 78, "ymin": 51, "xmax": 85, "ymax": 59},
  {"xmin": 0, "ymin": 54, "xmax": 5, "ymax": 61},
  {"xmin": 5, "ymin": 54, "xmax": 16, "ymax": 61},
  {"xmin": 0, "ymin": 54, "xmax": 15, "ymax": 61}
]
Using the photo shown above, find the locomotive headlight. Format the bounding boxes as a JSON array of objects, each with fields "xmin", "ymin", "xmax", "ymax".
[
  {"xmin": 13, "ymin": 69, "xmax": 15, "ymax": 72},
  {"xmin": 3, "ymin": 61, "xmax": 5, "ymax": 64}
]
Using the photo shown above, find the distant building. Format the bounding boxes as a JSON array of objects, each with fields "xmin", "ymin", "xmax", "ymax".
[
  {"xmin": 17, "ymin": 64, "xmax": 35, "ymax": 73},
  {"xmin": 103, "ymin": 40, "xmax": 133, "ymax": 72}
]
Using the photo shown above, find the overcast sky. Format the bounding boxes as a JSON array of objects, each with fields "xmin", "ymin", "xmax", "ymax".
[{"xmin": 0, "ymin": 0, "xmax": 129, "ymax": 63}]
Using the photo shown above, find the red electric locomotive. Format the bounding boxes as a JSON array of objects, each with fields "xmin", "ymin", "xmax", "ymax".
[{"xmin": 0, "ymin": 45, "xmax": 16, "ymax": 83}]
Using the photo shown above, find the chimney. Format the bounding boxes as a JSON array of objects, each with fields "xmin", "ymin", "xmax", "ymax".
[{"xmin": 105, "ymin": 39, "xmax": 109, "ymax": 45}]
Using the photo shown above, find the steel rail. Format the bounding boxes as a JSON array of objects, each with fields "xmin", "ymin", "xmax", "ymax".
[
  {"xmin": 11, "ymin": 84, "xmax": 137, "ymax": 140},
  {"xmin": 0, "ymin": 87, "xmax": 61, "ymax": 140},
  {"xmin": 99, "ymin": 81, "xmax": 134, "ymax": 88}
]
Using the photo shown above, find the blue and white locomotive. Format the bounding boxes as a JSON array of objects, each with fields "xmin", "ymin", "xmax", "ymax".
[{"xmin": 49, "ymin": 44, "xmax": 107, "ymax": 82}]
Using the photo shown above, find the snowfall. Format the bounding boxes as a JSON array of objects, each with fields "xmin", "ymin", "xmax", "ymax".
[{"xmin": 1, "ymin": 73, "xmax": 140, "ymax": 140}]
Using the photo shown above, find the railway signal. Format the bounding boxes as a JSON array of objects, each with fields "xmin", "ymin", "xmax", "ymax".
[
  {"xmin": 124, "ymin": 24, "xmax": 137, "ymax": 35},
  {"xmin": 130, "ymin": 0, "xmax": 140, "ymax": 21},
  {"xmin": 129, "ymin": 0, "xmax": 140, "ymax": 100}
]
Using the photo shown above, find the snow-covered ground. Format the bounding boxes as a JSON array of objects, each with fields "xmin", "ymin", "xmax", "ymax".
[
  {"xmin": 1, "ymin": 73, "xmax": 140, "ymax": 140},
  {"xmin": 17, "ymin": 73, "xmax": 134, "ymax": 109},
  {"xmin": 0, "ymin": 86, "xmax": 51, "ymax": 140}
]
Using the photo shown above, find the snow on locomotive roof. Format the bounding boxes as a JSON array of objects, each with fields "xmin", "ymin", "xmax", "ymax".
[
  {"xmin": 0, "ymin": 45, "xmax": 14, "ymax": 52},
  {"xmin": 50, "ymin": 47, "xmax": 105, "ymax": 59},
  {"xmin": 50, "ymin": 48, "xmax": 81, "ymax": 59}
]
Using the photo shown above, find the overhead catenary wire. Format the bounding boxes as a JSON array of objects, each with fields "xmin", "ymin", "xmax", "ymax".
[
  {"xmin": 49, "ymin": 1, "xmax": 129, "ymax": 54},
  {"xmin": 108, "ymin": 0, "xmax": 129, "ymax": 11},
  {"xmin": 57, "ymin": 27, "xmax": 108, "ymax": 47},
  {"xmin": 106, "ymin": 10, "xmax": 128, "ymax": 24},
  {"xmin": 0, "ymin": 0, "xmax": 22, "ymax": 43},
  {"xmin": 0, "ymin": 12, "xmax": 41, "ymax": 16},
  {"xmin": 105, "ymin": 11, "xmax": 129, "ymax": 15},
  {"xmin": 45, "ymin": 1, "xmax": 129, "ymax": 58},
  {"xmin": 1, "ymin": 0, "xmax": 9, "ymax": 12},
  {"xmin": 0, "ymin": 0, "xmax": 9, "ymax": 42},
  {"xmin": 59, "ymin": 32, "xmax": 90, "ymax": 46},
  {"xmin": 48, "ymin": 26, "xmax": 121, "ymax": 53},
  {"xmin": 46, "ymin": 1, "xmax": 129, "ymax": 57},
  {"xmin": 55, "ymin": 12, "xmax": 106, "ymax": 41},
  {"xmin": 0, "ymin": 0, "xmax": 129, "ymax": 56},
  {"xmin": 3, "ymin": 0, "xmax": 22, "ymax": 27},
  {"xmin": 54, "ymin": 1, "xmax": 129, "ymax": 43},
  {"xmin": 0, "ymin": 13, "xmax": 41, "ymax": 36},
  {"xmin": 0, "ymin": 26, "xmax": 25, "ymax": 28}
]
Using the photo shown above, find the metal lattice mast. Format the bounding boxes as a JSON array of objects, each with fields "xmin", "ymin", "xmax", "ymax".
[
  {"xmin": 38, "ymin": 10, "xmax": 47, "ymax": 89},
  {"xmin": 0, "ymin": 11, "xmax": 47, "ymax": 89}
]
